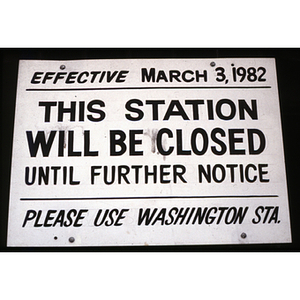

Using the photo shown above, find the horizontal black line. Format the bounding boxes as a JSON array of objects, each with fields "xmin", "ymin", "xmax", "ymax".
[
  {"xmin": 20, "ymin": 195, "xmax": 279, "ymax": 201},
  {"xmin": 26, "ymin": 86, "xmax": 272, "ymax": 92}
]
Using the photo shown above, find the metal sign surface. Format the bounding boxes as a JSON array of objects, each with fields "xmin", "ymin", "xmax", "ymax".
[{"xmin": 7, "ymin": 58, "xmax": 292, "ymax": 246}]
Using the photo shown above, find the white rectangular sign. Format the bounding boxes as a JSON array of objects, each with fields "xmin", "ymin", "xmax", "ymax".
[{"xmin": 7, "ymin": 58, "xmax": 292, "ymax": 246}]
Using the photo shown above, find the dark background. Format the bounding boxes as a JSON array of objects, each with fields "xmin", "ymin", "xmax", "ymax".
[{"xmin": 1, "ymin": 48, "xmax": 300, "ymax": 252}]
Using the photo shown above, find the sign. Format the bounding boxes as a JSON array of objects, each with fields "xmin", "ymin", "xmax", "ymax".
[{"xmin": 7, "ymin": 58, "xmax": 292, "ymax": 246}]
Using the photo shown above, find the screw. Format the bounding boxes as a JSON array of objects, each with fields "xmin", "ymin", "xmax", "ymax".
[
  {"xmin": 210, "ymin": 62, "xmax": 216, "ymax": 67},
  {"xmin": 241, "ymin": 232, "xmax": 247, "ymax": 239},
  {"xmin": 69, "ymin": 237, "xmax": 75, "ymax": 243},
  {"xmin": 60, "ymin": 65, "xmax": 66, "ymax": 70}
]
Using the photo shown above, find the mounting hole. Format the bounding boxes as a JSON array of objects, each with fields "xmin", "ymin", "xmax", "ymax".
[
  {"xmin": 69, "ymin": 237, "xmax": 75, "ymax": 243},
  {"xmin": 60, "ymin": 65, "xmax": 66, "ymax": 70},
  {"xmin": 54, "ymin": 236, "xmax": 58, "ymax": 240},
  {"xmin": 210, "ymin": 62, "xmax": 216, "ymax": 67}
]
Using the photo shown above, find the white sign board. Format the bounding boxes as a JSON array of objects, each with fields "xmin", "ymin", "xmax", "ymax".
[{"xmin": 7, "ymin": 58, "xmax": 292, "ymax": 246}]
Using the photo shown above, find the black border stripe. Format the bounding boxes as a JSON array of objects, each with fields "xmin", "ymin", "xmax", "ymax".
[
  {"xmin": 26, "ymin": 86, "xmax": 272, "ymax": 92},
  {"xmin": 20, "ymin": 195, "xmax": 279, "ymax": 201}
]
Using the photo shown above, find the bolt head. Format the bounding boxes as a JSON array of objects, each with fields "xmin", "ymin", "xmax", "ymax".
[
  {"xmin": 69, "ymin": 237, "xmax": 75, "ymax": 243},
  {"xmin": 241, "ymin": 233, "xmax": 247, "ymax": 239}
]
